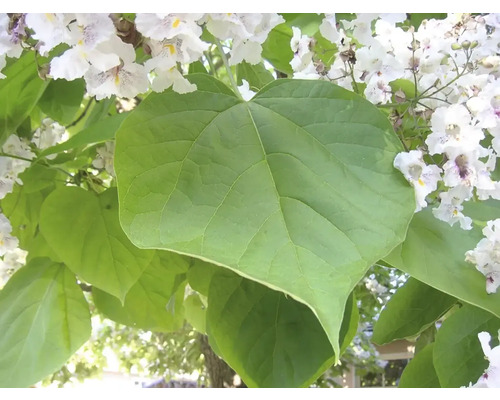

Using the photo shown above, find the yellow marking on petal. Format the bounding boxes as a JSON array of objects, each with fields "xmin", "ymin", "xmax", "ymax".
[
  {"xmin": 78, "ymin": 39, "xmax": 84, "ymax": 46},
  {"xmin": 172, "ymin": 18, "xmax": 180, "ymax": 28},
  {"xmin": 166, "ymin": 44, "xmax": 176, "ymax": 54},
  {"xmin": 115, "ymin": 74, "xmax": 120, "ymax": 85},
  {"xmin": 418, "ymin": 178, "xmax": 425, "ymax": 186},
  {"xmin": 453, "ymin": 209, "xmax": 458, "ymax": 216},
  {"xmin": 45, "ymin": 13, "xmax": 55, "ymax": 22}
]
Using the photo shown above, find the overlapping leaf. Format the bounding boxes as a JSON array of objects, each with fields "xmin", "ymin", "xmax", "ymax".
[
  {"xmin": 40, "ymin": 186, "xmax": 154, "ymax": 301},
  {"xmin": 0, "ymin": 258, "xmax": 90, "ymax": 387},
  {"xmin": 115, "ymin": 74, "xmax": 415, "ymax": 357},
  {"xmin": 398, "ymin": 343, "xmax": 440, "ymax": 388}
]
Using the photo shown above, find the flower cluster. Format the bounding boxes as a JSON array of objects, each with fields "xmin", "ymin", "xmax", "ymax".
[{"xmin": 0, "ymin": 13, "xmax": 283, "ymax": 99}]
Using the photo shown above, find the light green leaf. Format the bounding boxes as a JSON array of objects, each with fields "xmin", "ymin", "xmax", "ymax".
[
  {"xmin": 384, "ymin": 206, "xmax": 500, "ymax": 319},
  {"xmin": 0, "ymin": 258, "xmax": 90, "ymax": 388},
  {"xmin": 262, "ymin": 24, "xmax": 294, "ymax": 75},
  {"xmin": 372, "ymin": 278, "xmax": 456, "ymax": 345},
  {"xmin": 40, "ymin": 112, "xmax": 128, "ymax": 157},
  {"xmin": 40, "ymin": 186, "xmax": 155, "ymax": 301},
  {"xmin": 281, "ymin": 13, "xmax": 324, "ymax": 36},
  {"xmin": 206, "ymin": 270, "xmax": 336, "ymax": 388},
  {"xmin": 115, "ymin": 74, "xmax": 415, "ymax": 357},
  {"xmin": 236, "ymin": 61, "xmax": 274, "ymax": 90},
  {"xmin": 398, "ymin": 343, "xmax": 440, "ymax": 388},
  {"xmin": 93, "ymin": 251, "xmax": 188, "ymax": 332},
  {"xmin": 433, "ymin": 304, "xmax": 500, "ymax": 388},
  {"xmin": 187, "ymin": 260, "xmax": 220, "ymax": 297},
  {"xmin": 0, "ymin": 52, "xmax": 49, "ymax": 144},
  {"xmin": 184, "ymin": 293, "xmax": 207, "ymax": 334},
  {"xmin": 37, "ymin": 78, "xmax": 86, "ymax": 125}
]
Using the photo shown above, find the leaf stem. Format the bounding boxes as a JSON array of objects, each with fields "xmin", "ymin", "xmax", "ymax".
[
  {"xmin": 0, "ymin": 152, "xmax": 34, "ymax": 162},
  {"xmin": 215, "ymin": 40, "xmax": 243, "ymax": 101}
]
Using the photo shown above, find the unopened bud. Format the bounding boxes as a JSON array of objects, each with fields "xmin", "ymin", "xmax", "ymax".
[
  {"xmin": 395, "ymin": 89, "xmax": 406, "ymax": 103},
  {"xmin": 461, "ymin": 40, "xmax": 471, "ymax": 50},
  {"xmin": 470, "ymin": 40, "xmax": 479, "ymax": 49},
  {"xmin": 38, "ymin": 63, "xmax": 49, "ymax": 80},
  {"xmin": 451, "ymin": 43, "xmax": 462, "ymax": 50}
]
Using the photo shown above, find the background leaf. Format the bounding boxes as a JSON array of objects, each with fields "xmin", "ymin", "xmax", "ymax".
[
  {"xmin": 0, "ymin": 258, "xmax": 90, "ymax": 387},
  {"xmin": 384, "ymin": 205, "xmax": 500, "ymax": 319},
  {"xmin": 433, "ymin": 304, "xmax": 500, "ymax": 388},
  {"xmin": 40, "ymin": 186, "xmax": 155, "ymax": 301},
  {"xmin": 37, "ymin": 78, "xmax": 86, "ymax": 125},
  {"xmin": 93, "ymin": 251, "xmax": 189, "ymax": 332},
  {"xmin": 398, "ymin": 343, "xmax": 440, "ymax": 388},
  {"xmin": 236, "ymin": 61, "xmax": 274, "ymax": 90},
  {"xmin": 372, "ymin": 278, "xmax": 456, "ymax": 345},
  {"xmin": 261, "ymin": 24, "xmax": 294, "ymax": 75}
]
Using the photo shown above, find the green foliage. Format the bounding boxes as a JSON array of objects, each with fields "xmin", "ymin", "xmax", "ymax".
[
  {"xmin": 236, "ymin": 61, "xmax": 274, "ymax": 90},
  {"xmin": 262, "ymin": 23, "xmax": 294, "ymax": 75},
  {"xmin": 398, "ymin": 343, "xmax": 440, "ymax": 388},
  {"xmin": 0, "ymin": 258, "xmax": 91, "ymax": 387},
  {"xmin": 372, "ymin": 278, "xmax": 456, "ymax": 345},
  {"xmin": 0, "ymin": 52, "xmax": 49, "ymax": 144},
  {"xmin": 93, "ymin": 251, "xmax": 189, "ymax": 332},
  {"xmin": 38, "ymin": 79, "xmax": 86, "ymax": 125},
  {"xmin": 433, "ymin": 304, "xmax": 500, "ymax": 388},
  {"xmin": 384, "ymin": 205, "xmax": 500, "ymax": 318},
  {"xmin": 40, "ymin": 186, "xmax": 155, "ymax": 301},
  {"xmin": 115, "ymin": 74, "xmax": 415, "ymax": 360},
  {"xmin": 206, "ymin": 269, "xmax": 337, "ymax": 388}
]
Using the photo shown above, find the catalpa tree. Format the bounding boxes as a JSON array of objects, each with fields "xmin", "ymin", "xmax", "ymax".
[{"xmin": 0, "ymin": 12, "xmax": 499, "ymax": 388}]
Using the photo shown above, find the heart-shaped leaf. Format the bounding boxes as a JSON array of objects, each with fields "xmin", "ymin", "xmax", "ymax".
[{"xmin": 115, "ymin": 74, "xmax": 414, "ymax": 356}]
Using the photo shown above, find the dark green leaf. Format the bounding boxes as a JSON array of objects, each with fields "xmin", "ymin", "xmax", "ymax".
[
  {"xmin": 373, "ymin": 278, "xmax": 456, "ymax": 345},
  {"xmin": 433, "ymin": 304, "xmax": 500, "ymax": 388},
  {"xmin": 0, "ymin": 258, "xmax": 90, "ymax": 387},
  {"xmin": 188, "ymin": 61, "xmax": 208, "ymax": 74},
  {"xmin": 115, "ymin": 74, "xmax": 415, "ymax": 357},
  {"xmin": 398, "ymin": 343, "xmax": 440, "ymax": 388},
  {"xmin": 206, "ymin": 270, "xmax": 336, "ymax": 388}
]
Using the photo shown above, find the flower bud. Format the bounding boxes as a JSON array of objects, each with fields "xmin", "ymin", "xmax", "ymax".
[
  {"xmin": 461, "ymin": 40, "xmax": 471, "ymax": 49},
  {"xmin": 451, "ymin": 42, "xmax": 462, "ymax": 50},
  {"xmin": 470, "ymin": 40, "xmax": 479, "ymax": 49}
]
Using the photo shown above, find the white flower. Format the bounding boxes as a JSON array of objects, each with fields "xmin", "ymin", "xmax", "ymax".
[
  {"xmin": 426, "ymin": 104, "xmax": 484, "ymax": 156},
  {"xmin": 32, "ymin": 118, "xmax": 67, "ymax": 153},
  {"xmin": 0, "ymin": 214, "xmax": 19, "ymax": 257},
  {"xmin": 432, "ymin": 185, "xmax": 473, "ymax": 230},
  {"xmin": 393, "ymin": 150, "xmax": 442, "ymax": 212},
  {"xmin": 0, "ymin": 13, "xmax": 24, "ymax": 58},
  {"xmin": 468, "ymin": 331, "xmax": 500, "ymax": 387},
  {"xmin": 237, "ymin": 79, "xmax": 256, "ymax": 101},
  {"xmin": 0, "ymin": 247, "xmax": 27, "ymax": 288},
  {"xmin": 25, "ymin": 13, "xmax": 74, "ymax": 55},
  {"xmin": 466, "ymin": 219, "xmax": 500, "ymax": 294},
  {"xmin": 135, "ymin": 13, "xmax": 203, "ymax": 41},
  {"xmin": 92, "ymin": 141, "xmax": 115, "ymax": 176},
  {"xmin": 320, "ymin": 14, "xmax": 340, "ymax": 44},
  {"xmin": 150, "ymin": 66, "xmax": 196, "ymax": 94},
  {"xmin": 290, "ymin": 27, "xmax": 314, "ymax": 73}
]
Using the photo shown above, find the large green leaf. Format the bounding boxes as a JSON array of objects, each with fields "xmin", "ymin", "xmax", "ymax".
[
  {"xmin": 93, "ymin": 251, "xmax": 189, "ymax": 332},
  {"xmin": 40, "ymin": 112, "xmax": 128, "ymax": 157},
  {"xmin": 398, "ymin": 343, "xmax": 440, "ymax": 388},
  {"xmin": 115, "ymin": 74, "xmax": 415, "ymax": 356},
  {"xmin": 40, "ymin": 186, "xmax": 155, "ymax": 301},
  {"xmin": 433, "ymin": 304, "xmax": 500, "ymax": 388},
  {"xmin": 0, "ymin": 258, "xmax": 90, "ymax": 387},
  {"xmin": 372, "ymin": 278, "xmax": 456, "ymax": 345},
  {"xmin": 37, "ymin": 78, "xmax": 86, "ymax": 125},
  {"xmin": 0, "ymin": 52, "xmax": 49, "ymax": 144},
  {"xmin": 206, "ymin": 269, "xmax": 337, "ymax": 388},
  {"xmin": 384, "ymin": 205, "xmax": 500, "ymax": 318}
]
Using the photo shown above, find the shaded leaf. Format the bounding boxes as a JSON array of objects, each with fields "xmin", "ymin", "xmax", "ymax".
[
  {"xmin": 236, "ymin": 61, "xmax": 274, "ymax": 90},
  {"xmin": 372, "ymin": 278, "xmax": 456, "ymax": 345},
  {"xmin": 398, "ymin": 343, "xmax": 440, "ymax": 388},
  {"xmin": 262, "ymin": 23, "xmax": 294, "ymax": 75},
  {"xmin": 38, "ymin": 78, "xmax": 86, "ymax": 125},
  {"xmin": 433, "ymin": 304, "xmax": 500, "ymax": 388}
]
